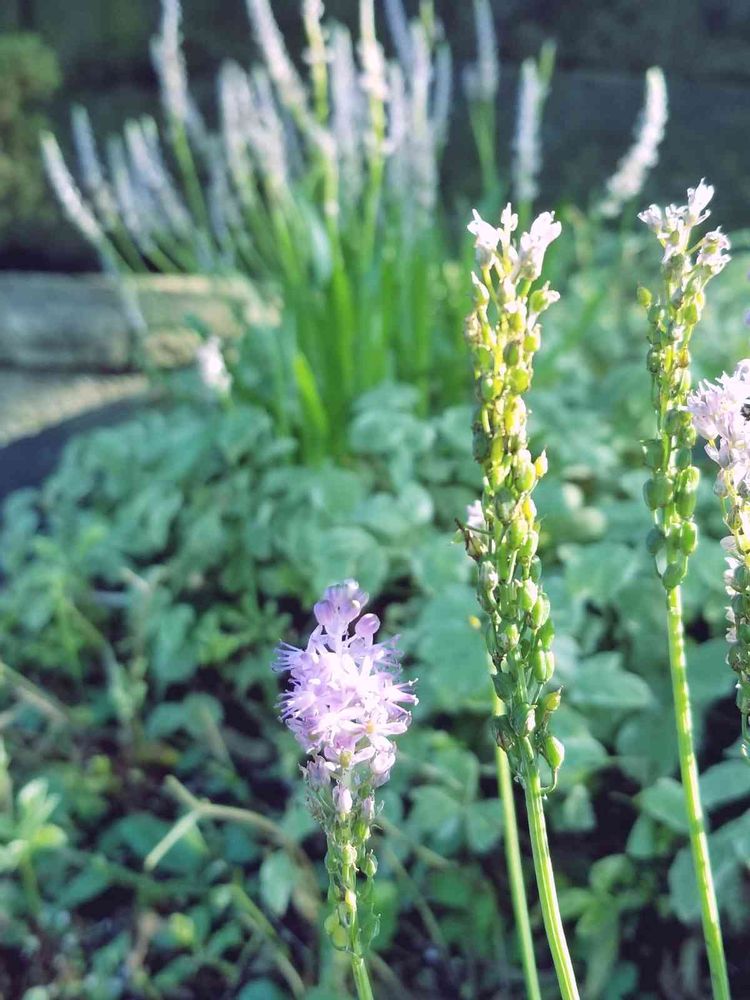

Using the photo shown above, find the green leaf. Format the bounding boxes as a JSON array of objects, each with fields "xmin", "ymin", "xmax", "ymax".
[
  {"xmin": 558, "ymin": 784, "xmax": 596, "ymax": 832},
  {"xmin": 410, "ymin": 584, "xmax": 488, "ymax": 712},
  {"xmin": 237, "ymin": 981, "xmax": 287, "ymax": 1000},
  {"xmin": 464, "ymin": 798, "xmax": 502, "ymax": 853},
  {"xmin": 150, "ymin": 604, "xmax": 198, "ymax": 687},
  {"xmin": 638, "ymin": 777, "xmax": 688, "ymax": 834},
  {"xmin": 568, "ymin": 653, "xmax": 655, "ymax": 712},
  {"xmin": 699, "ymin": 759, "xmax": 750, "ymax": 810},
  {"xmin": 686, "ymin": 639, "xmax": 735, "ymax": 705},
  {"xmin": 259, "ymin": 850, "xmax": 295, "ymax": 917},
  {"xmin": 408, "ymin": 786, "xmax": 463, "ymax": 851},
  {"xmin": 563, "ymin": 542, "xmax": 641, "ymax": 607}
]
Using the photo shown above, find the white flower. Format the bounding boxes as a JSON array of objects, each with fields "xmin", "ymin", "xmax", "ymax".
[
  {"xmin": 513, "ymin": 58, "xmax": 545, "ymax": 204},
  {"xmin": 196, "ymin": 337, "xmax": 231, "ymax": 394},
  {"xmin": 468, "ymin": 208, "xmax": 502, "ymax": 264},
  {"xmin": 686, "ymin": 178, "xmax": 714, "ymax": 227},
  {"xmin": 697, "ymin": 229, "xmax": 731, "ymax": 275},
  {"xmin": 517, "ymin": 211, "xmax": 562, "ymax": 279},
  {"xmin": 600, "ymin": 67, "xmax": 668, "ymax": 218}
]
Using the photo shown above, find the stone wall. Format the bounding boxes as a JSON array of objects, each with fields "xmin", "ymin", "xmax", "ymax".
[
  {"xmin": 0, "ymin": 271, "xmax": 277, "ymax": 443},
  {"xmin": 0, "ymin": 271, "xmax": 276, "ymax": 371}
]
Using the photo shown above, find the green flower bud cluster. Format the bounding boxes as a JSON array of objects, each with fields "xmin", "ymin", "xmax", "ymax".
[
  {"xmin": 638, "ymin": 216, "xmax": 725, "ymax": 590},
  {"xmin": 463, "ymin": 205, "xmax": 563, "ymax": 789},
  {"xmin": 310, "ymin": 784, "xmax": 380, "ymax": 956}
]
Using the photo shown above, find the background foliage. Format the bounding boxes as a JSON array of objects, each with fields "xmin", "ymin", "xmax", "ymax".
[{"xmin": 1, "ymin": 224, "xmax": 750, "ymax": 996}]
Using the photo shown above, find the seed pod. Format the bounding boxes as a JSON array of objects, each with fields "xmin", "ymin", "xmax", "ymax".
[
  {"xmin": 644, "ymin": 475, "xmax": 672, "ymax": 510},
  {"xmin": 646, "ymin": 348, "xmax": 662, "ymax": 373},
  {"xmin": 531, "ymin": 647, "xmax": 553, "ymax": 683},
  {"xmin": 515, "ymin": 458, "xmax": 536, "ymax": 493},
  {"xmin": 520, "ymin": 579, "xmax": 539, "ymax": 611},
  {"xmin": 529, "ymin": 556, "xmax": 543, "ymax": 582},
  {"xmin": 662, "ymin": 557, "xmax": 687, "ymax": 590},
  {"xmin": 675, "ymin": 446, "xmax": 693, "ymax": 470},
  {"xmin": 637, "ymin": 286, "xmax": 652, "ymax": 308},
  {"xmin": 524, "ymin": 328, "xmax": 541, "ymax": 352},
  {"xmin": 530, "ymin": 593, "xmax": 551, "ymax": 629},
  {"xmin": 642, "ymin": 439, "xmax": 662, "ymax": 469},
  {"xmin": 362, "ymin": 852, "xmax": 377, "ymax": 878},
  {"xmin": 538, "ymin": 617, "xmax": 555, "ymax": 649},
  {"xmin": 679, "ymin": 521, "xmax": 698, "ymax": 555},
  {"xmin": 543, "ymin": 735, "xmax": 565, "ymax": 771},
  {"xmin": 504, "ymin": 340, "xmax": 521, "ymax": 366},
  {"xmin": 540, "ymin": 689, "xmax": 562, "ymax": 714},
  {"xmin": 519, "ymin": 529, "xmax": 539, "ymax": 562},
  {"xmin": 674, "ymin": 467, "xmax": 700, "ymax": 518},
  {"xmin": 509, "ymin": 368, "xmax": 530, "ymax": 393}
]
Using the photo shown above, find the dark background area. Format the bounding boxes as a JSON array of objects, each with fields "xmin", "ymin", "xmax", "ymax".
[{"xmin": 2, "ymin": 0, "xmax": 750, "ymax": 269}]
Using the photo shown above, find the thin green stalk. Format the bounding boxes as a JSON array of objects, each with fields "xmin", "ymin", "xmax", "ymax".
[
  {"xmin": 666, "ymin": 586, "xmax": 731, "ymax": 1000},
  {"xmin": 351, "ymin": 955, "xmax": 374, "ymax": 1000},
  {"xmin": 493, "ymin": 694, "xmax": 541, "ymax": 1000},
  {"xmin": 522, "ymin": 748, "xmax": 579, "ymax": 1000}
]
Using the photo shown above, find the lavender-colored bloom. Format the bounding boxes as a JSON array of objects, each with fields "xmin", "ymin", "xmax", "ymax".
[
  {"xmin": 687, "ymin": 360, "xmax": 750, "ymax": 491},
  {"xmin": 276, "ymin": 580, "xmax": 415, "ymax": 788},
  {"xmin": 467, "ymin": 208, "xmax": 502, "ymax": 264}
]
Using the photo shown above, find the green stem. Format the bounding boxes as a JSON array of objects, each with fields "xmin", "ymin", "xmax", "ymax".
[
  {"xmin": 666, "ymin": 586, "xmax": 731, "ymax": 1000},
  {"xmin": 493, "ymin": 695, "xmax": 542, "ymax": 1000},
  {"xmin": 522, "ymin": 750, "xmax": 580, "ymax": 1000},
  {"xmin": 351, "ymin": 955, "xmax": 374, "ymax": 1000}
]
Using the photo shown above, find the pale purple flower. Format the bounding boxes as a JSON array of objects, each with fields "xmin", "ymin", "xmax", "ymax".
[
  {"xmin": 275, "ymin": 581, "xmax": 416, "ymax": 790},
  {"xmin": 687, "ymin": 360, "xmax": 750, "ymax": 489},
  {"xmin": 466, "ymin": 499, "xmax": 485, "ymax": 531}
]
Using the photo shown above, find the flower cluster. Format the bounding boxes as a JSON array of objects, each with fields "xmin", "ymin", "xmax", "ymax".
[
  {"xmin": 600, "ymin": 67, "xmax": 667, "ymax": 219},
  {"xmin": 462, "ymin": 205, "xmax": 564, "ymax": 786},
  {"xmin": 638, "ymin": 181, "xmax": 730, "ymax": 591},
  {"xmin": 688, "ymin": 362, "xmax": 750, "ymax": 757},
  {"xmin": 275, "ymin": 581, "xmax": 415, "ymax": 952},
  {"xmin": 688, "ymin": 361, "xmax": 750, "ymax": 491}
]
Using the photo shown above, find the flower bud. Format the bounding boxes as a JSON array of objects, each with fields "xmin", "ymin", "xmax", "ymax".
[
  {"xmin": 531, "ymin": 648, "xmax": 554, "ymax": 683},
  {"xmin": 333, "ymin": 785, "xmax": 353, "ymax": 817},
  {"xmin": 636, "ymin": 286, "xmax": 652, "ymax": 308}
]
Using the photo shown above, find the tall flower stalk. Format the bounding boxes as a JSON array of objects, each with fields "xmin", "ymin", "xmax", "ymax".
[
  {"xmin": 638, "ymin": 181, "xmax": 731, "ymax": 1000},
  {"xmin": 688, "ymin": 360, "xmax": 750, "ymax": 760},
  {"xmin": 274, "ymin": 581, "xmax": 416, "ymax": 1000},
  {"xmin": 462, "ymin": 206, "xmax": 580, "ymax": 999}
]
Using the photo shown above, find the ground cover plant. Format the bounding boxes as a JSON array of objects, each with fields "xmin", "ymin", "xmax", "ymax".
[{"xmin": 2, "ymin": 1, "xmax": 750, "ymax": 998}]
